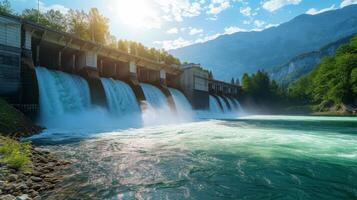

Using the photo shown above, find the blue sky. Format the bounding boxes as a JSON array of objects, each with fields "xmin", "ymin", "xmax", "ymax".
[{"xmin": 11, "ymin": 0, "xmax": 357, "ymax": 50}]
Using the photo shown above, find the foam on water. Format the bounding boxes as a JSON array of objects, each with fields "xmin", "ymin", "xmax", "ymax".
[
  {"xmin": 34, "ymin": 116, "xmax": 357, "ymax": 199},
  {"xmin": 168, "ymin": 87, "xmax": 195, "ymax": 121},
  {"xmin": 100, "ymin": 78, "xmax": 141, "ymax": 116}
]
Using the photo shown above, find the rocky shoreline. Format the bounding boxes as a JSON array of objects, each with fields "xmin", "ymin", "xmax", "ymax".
[{"xmin": 0, "ymin": 147, "xmax": 71, "ymax": 200}]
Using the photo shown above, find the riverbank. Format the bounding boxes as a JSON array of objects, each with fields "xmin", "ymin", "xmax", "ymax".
[
  {"xmin": 0, "ymin": 137, "xmax": 71, "ymax": 200},
  {"xmin": 0, "ymin": 99, "xmax": 71, "ymax": 200},
  {"xmin": 0, "ymin": 98, "xmax": 42, "ymax": 138}
]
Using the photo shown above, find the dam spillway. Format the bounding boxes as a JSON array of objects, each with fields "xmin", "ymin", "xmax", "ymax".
[
  {"xmin": 35, "ymin": 67, "xmax": 91, "ymax": 124},
  {"xmin": 34, "ymin": 67, "xmax": 243, "ymax": 128},
  {"xmin": 100, "ymin": 78, "xmax": 140, "ymax": 116}
]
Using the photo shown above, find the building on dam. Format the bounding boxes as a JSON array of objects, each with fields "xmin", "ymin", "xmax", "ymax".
[{"xmin": 0, "ymin": 13, "xmax": 242, "ymax": 116}]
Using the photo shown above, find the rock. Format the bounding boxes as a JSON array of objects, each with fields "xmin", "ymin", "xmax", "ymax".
[
  {"xmin": 0, "ymin": 180, "xmax": 5, "ymax": 187},
  {"xmin": 16, "ymin": 183, "xmax": 28, "ymax": 191},
  {"xmin": 31, "ymin": 184, "xmax": 41, "ymax": 190},
  {"xmin": 8, "ymin": 174, "xmax": 18, "ymax": 182},
  {"xmin": 15, "ymin": 194, "xmax": 30, "ymax": 200},
  {"xmin": 0, "ymin": 194, "xmax": 16, "ymax": 200},
  {"xmin": 30, "ymin": 177, "xmax": 42, "ymax": 182},
  {"xmin": 26, "ymin": 180, "xmax": 32, "ymax": 188},
  {"xmin": 29, "ymin": 190, "xmax": 39, "ymax": 198},
  {"xmin": 32, "ymin": 196, "xmax": 41, "ymax": 200},
  {"xmin": 3, "ymin": 183, "xmax": 15, "ymax": 192}
]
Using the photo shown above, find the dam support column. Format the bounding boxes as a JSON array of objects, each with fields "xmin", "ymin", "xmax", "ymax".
[
  {"xmin": 127, "ymin": 61, "xmax": 146, "ymax": 104},
  {"xmin": 153, "ymin": 69, "xmax": 176, "ymax": 112},
  {"xmin": 78, "ymin": 51, "xmax": 107, "ymax": 107}
]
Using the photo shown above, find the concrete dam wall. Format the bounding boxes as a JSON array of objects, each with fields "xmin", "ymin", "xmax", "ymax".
[{"xmin": 0, "ymin": 13, "xmax": 243, "ymax": 127}]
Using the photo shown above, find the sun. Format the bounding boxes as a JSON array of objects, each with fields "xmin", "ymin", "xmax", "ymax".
[{"xmin": 112, "ymin": 0, "xmax": 161, "ymax": 29}]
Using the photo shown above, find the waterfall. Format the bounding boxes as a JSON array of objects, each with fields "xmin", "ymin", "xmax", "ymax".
[
  {"xmin": 140, "ymin": 83, "xmax": 175, "ymax": 125},
  {"xmin": 168, "ymin": 88, "xmax": 194, "ymax": 120},
  {"xmin": 232, "ymin": 98, "xmax": 244, "ymax": 113},
  {"xmin": 100, "ymin": 78, "xmax": 140, "ymax": 116},
  {"xmin": 35, "ymin": 67, "xmax": 91, "ymax": 121},
  {"xmin": 217, "ymin": 96, "xmax": 230, "ymax": 112},
  {"xmin": 140, "ymin": 83, "xmax": 170, "ymax": 110},
  {"xmin": 226, "ymin": 97, "xmax": 237, "ymax": 110},
  {"xmin": 209, "ymin": 95, "xmax": 223, "ymax": 113}
]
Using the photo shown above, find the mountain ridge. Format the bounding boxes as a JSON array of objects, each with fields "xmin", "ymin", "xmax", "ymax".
[{"xmin": 170, "ymin": 5, "xmax": 357, "ymax": 80}]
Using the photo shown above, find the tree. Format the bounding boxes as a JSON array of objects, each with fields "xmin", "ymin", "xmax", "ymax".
[
  {"xmin": 88, "ymin": 8, "xmax": 109, "ymax": 44},
  {"xmin": 66, "ymin": 9, "xmax": 90, "ymax": 40},
  {"xmin": 44, "ymin": 10, "xmax": 67, "ymax": 31},
  {"xmin": 117, "ymin": 39, "xmax": 129, "ymax": 52},
  {"xmin": 106, "ymin": 34, "xmax": 117, "ymax": 48},
  {"xmin": 241, "ymin": 73, "xmax": 251, "ymax": 91},
  {"xmin": 0, "ymin": 0, "xmax": 12, "ymax": 14},
  {"xmin": 288, "ymin": 34, "xmax": 357, "ymax": 107}
]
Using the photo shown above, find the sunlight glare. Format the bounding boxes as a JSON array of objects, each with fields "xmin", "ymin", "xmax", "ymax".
[{"xmin": 112, "ymin": 0, "xmax": 161, "ymax": 29}]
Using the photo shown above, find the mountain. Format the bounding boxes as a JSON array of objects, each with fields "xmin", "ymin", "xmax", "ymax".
[
  {"xmin": 170, "ymin": 5, "xmax": 357, "ymax": 80},
  {"xmin": 269, "ymin": 35, "xmax": 354, "ymax": 85}
]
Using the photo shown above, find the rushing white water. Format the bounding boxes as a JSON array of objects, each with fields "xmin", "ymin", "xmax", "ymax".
[
  {"xmin": 217, "ymin": 96, "xmax": 230, "ymax": 112},
  {"xmin": 31, "ymin": 116, "xmax": 357, "ymax": 200},
  {"xmin": 168, "ymin": 87, "xmax": 194, "ymax": 121},
  {"xmin": 140, "ymin": 83, "xmax": 178, "ymax": 125},
  {"xmin": 35, "ymin": 67, "xmax": 91, "ymax": 123},
  {"xmin": 101, "ymin": 78, "xmax": 140, "ymax": 116},
  {"xmin": 209, "ymin": 95, "xmax": 223, "ymax": 114},
  {"xmin": 226, "ymin": 97, "xmax": 237, "ymax": 110}
]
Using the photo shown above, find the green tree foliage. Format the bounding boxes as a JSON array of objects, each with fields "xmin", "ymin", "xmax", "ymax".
[
  {"xmin": 66, "ymin": 9, "xmax": 90, "ymax": 40},
  {"xmin": 241, "ymin": 71, "xmax": 285, "ymax": 106},
  {"xmin": 289, "ymin": 35, "xmax": 357, "ymax": 106},
  {"xmin": 0, "ymin": 0, "xmax": 11, "ymax": 14},
  {"xmin": 21, "ymin": 9, "xmax": 66, "ymax": 32}
]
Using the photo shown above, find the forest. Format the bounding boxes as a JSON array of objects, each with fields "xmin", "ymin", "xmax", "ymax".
[
  {"xmin": 0, "ymin": 0, "xmax": 181, "ymax": 66},
  {"xmin": 240, "ymin": 35, "xmax": 357, "ymax": 114},
  {"xmin": 288, "ymin": 35, "xmax": 357, "ymax": 113}
]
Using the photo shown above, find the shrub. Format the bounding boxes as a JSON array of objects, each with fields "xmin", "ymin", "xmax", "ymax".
[{"xmin": 0, "ymin": 136, "xmax": 31, "ymax": 170}]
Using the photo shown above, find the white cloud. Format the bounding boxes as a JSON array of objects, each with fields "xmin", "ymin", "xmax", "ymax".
[
  {"xmin": 39, "ymin": 1, "xmax": 69, "ymax": 13},
  {"xmin": 265, "ymin": 23, "xmax": 279, "ymax": 28},
  {"xmin": 166, "ymin": 28, "xmax": 179, "ymax": 34},
  {"xmin": 224, "ymin": 26, "xmax": 247, "ymax": 34},
  {"xmin": 306, "ymin": 4, "xmax": 336, "ymax": 15},
  {"xmin": 156, "ymin": 0, "xmax": 203, "ymax": 22},
  {"xmin": 240, "ymin": 6, "xmax": 252, "ymax": 16},
  {"xmin": 189, "ymin": 28, "xmax": 204, "ymax": 35},
  {"xmin": 207, "ymin": 0, "xmax": 231, "ymax": 16},
  {"xmin": 340, "ymin": 0, "xmax": 357, "ymax": 7},
  {"xmin": 262, "ymin": 0, "xmax": 302, "ymax": 12},
  {"xmin": 239, "ymin": 6, "xmax": 257, "ymax": 17},
  {"xmin": 254, "ymin": 20, "xmax": 266, "ymax": 28},
  {"xmin": 195, "ymin": 33, "xmax": 222, "ymax": 43},
  {"xmin": 153, "ymin": 37, "xmax": 193, "ymax": 50}
]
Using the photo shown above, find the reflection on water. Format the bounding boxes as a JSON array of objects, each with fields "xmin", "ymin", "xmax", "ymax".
[{"xmin": 32, "ymin": 116, "xmax": 357, "ymax": 200}]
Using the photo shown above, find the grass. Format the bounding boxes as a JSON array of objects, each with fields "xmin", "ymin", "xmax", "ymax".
[{"xmin": 0, "ymin": 136, "xmax": 32, "ymax": 171}]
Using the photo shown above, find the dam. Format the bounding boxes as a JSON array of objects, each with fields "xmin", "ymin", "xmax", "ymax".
[{"xmin": 0, "ymin": 13, "xmax": 242, "ymax": 127}]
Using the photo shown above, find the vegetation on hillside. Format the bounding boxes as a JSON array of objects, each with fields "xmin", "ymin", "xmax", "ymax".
[
  {"xmin": 0, "ymin": 136, "xmax": 31, "ymax": 171},
  {"xmin": 0, "ymin": 98, "xmax": 41, "ymax": 137},
  {"xmin": 288, "ymin": 35, "xmax": 357, "ymax": 112},
  {"xmin": 0, "ymin": 1, "xmax": 180, "ymax": 65}
]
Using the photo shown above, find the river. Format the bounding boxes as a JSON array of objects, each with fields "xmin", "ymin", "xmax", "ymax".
[{"xmin": 29, "ymin": 115, "xmax": 357, "ymax": 200}]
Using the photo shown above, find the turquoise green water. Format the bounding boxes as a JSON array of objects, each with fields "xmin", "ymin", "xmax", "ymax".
[{"xmin": 33, "ymin": 115, "xmax": 357, "ymax": 199}]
